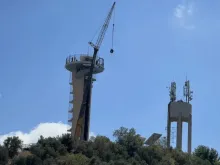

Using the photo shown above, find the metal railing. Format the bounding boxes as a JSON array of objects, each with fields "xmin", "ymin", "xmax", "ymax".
[
  {"xmin": 95, "ymin": 57, "xmax": 104, "ymax": 68},
  {"xmin": 66, "ymin": 54, "xmax": 86, "ymax": 64},
  {"xmin": 66, "ymin": 55, "xmax": 104, "ymax": 69}
]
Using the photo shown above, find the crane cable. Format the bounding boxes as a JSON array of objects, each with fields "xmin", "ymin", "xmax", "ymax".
[{"xmin": 110, "ymin": 6, "xmax": 115, "ymax": 54}]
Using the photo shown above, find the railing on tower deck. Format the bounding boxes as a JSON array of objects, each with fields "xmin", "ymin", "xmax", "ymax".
[
  {"xmin": 66, "ymin": 54, "xmax": 84, "ymax": 64},
  {"xmin": 66, "ymin": 54, "xmax": 105, "ymax": 69}
]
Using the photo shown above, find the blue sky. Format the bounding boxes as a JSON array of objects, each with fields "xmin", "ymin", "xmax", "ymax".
[{"xmin": 1, "ymin": 0, "xmax": 220, "ymax": 152}]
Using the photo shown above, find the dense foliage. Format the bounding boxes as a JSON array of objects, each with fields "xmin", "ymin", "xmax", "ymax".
[{"xmin": 0, "ymin": 127, "xmax": 219, "ymax": 165}]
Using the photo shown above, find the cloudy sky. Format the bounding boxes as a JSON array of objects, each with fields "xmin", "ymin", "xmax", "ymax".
[{"xmin": 1, "ymin": 0, "xmax": 220, "ymax": 152}]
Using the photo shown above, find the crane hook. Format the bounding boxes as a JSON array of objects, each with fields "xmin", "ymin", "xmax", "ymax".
[{"xmin": 110, "ymin": 49, "xmax": 114, "ymax": 54}]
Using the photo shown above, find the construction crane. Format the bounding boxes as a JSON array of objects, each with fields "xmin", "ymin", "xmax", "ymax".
[{"xmin": 75, "ymin": 2, "xmax": 116, "ymax": 141}]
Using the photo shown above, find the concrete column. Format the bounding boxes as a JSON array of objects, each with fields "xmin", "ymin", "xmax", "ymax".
[
  {"xmin": 71, "ymin": 72, "xmax": 85, "ymax": 141},
  {"xmin": 167, "ymin": 107, "xmax": 171, "ymax": 148},
  {"xmin": 188, "ymin": 114, "xmax": 192, "ymax": 154},
  {"xmin": 176, "ymin": 113, "xmax": 182, "ymax": 150}
]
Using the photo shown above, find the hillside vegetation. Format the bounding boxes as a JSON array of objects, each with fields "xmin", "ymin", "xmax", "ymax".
[{"xmin": 0, "ymin": 127, "xmax": 219, "ymax": 165}]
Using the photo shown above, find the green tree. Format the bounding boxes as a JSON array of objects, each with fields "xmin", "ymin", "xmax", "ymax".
[
  {"xmin": 159, "ymin": 155, "xmax": 175, "ymax": 165},
  {"xmin": 138, "ymin": 145, "xmax": 163, "ymax": 165},
  {"xmin": 194, "ymin": 145, "xmax": 220, "ymax": 164},
  {"xmin": 171, "ymin": 149, "xmax": 189, "ymax": 165},
  {"xmin": 60, "ymin": 154, "xmax": 89, "ymax": 165},
  {"xmin": 0, "ymin": 145, "xmax": 8, "ymax": 165},
  {"xmin": 3, "ymin": 126, "xmax": 218, "ymax": 165},
  {"xmin": 4, "ymin": 136, "xmax": 23, "ymax": 158},
  {"xmin": 43, "ymin": 157, "xmax": 57, "ymax": 165},
  {"xmin": 58, "ymin": 133, "xmax": 73, "ymax": 153},
  {"xmin": 30, "ymin": 136, "xmax": 67, "ymax": 161},
  {"xmin": 190, "ymin": 155, "xmax": 212, "ymax": 165},
  {"xmin": 12, "ymin": 155, "xmax": 42, "ymax": 165},
  {"xmin": 92, "ymin": 136, "xmax": 114, "ymax": 162},
  {"xmin": 26, "ymin": 155, "xmax": 42, "ymax": 165},
  {"xmin": 12, "ymin": 156, "xmax": 26, "ymax": 165},
  {"xmin": 113, "ymin": 127, "xmax": 145, "ymax": 157}
]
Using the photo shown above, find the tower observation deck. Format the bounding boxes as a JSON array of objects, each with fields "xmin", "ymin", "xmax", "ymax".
[{"xmin": 65, "ymin": 54, "xmax": 104, "ymax": 141}]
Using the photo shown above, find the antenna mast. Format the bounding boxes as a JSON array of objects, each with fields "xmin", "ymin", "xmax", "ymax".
[
  {"xmin": 169, "ymin": 82, "xmax": 176, "ymax": 102},
  {"xmin": 183, "ymin": 80, "xmax": 193, "ymax": 103}
]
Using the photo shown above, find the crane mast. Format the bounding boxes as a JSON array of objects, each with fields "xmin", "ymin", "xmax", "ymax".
[{"xmin": 75, "ymin": 2, "xmax": 116, "ymax": 141}]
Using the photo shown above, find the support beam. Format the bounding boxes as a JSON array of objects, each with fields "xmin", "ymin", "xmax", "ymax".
[
  {"xmin": 188, "ymin": 113, "xmax": 192, "ymax": 154},
  {"xmin": 176, "ymin": 113, "xmax": 182, "ymax": 150},
  {"xmin": 167, "ymin": 104, "xmax": 171, "ymax": 148}
]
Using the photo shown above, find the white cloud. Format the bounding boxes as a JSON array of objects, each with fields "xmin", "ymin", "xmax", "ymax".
[
  {"xmin": 89, "ymin": 132, "xmax": 96, "ymax": 137},
  {"xmin": 0, "ymin": 122, "xmax": 96, "ymax": 145},
  {"xmin": 173, "ymin": 0, "xmax": 196, "ymax": 30}
]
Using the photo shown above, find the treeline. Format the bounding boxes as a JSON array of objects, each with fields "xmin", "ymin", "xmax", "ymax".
[{"xmin": 0, "ymin": 127, "xmax": 219, "ymax": 165}]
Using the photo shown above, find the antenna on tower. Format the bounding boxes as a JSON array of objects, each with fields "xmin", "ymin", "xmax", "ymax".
[
  {"xmin": 169, "ymin": 82, "xmax": 176, "ymax": 102},
  {"xmin": 183, "ymin": 79, "xmax": 193, "ymax": 103}
]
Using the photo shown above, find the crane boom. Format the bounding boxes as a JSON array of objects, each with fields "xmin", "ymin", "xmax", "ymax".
[
  {"xmin": 74, "ymin": 2, "xmax": 116, "ymax": 141},
  {"xmin": 89, "ymin": 2, "xmax": 116, "ymax": 51}
]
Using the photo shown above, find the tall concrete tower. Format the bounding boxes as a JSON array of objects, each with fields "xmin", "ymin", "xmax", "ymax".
[
  {"xmin": 65, "ymin": 55, "xmax": 104, "ymax": 141},
  {"xmin": 167, "ymin": 81, "xmax": 193, "ymax": 154},
  {"xmin": 64, "ymin": 2, "xmax": 116, "ymax": 142}
]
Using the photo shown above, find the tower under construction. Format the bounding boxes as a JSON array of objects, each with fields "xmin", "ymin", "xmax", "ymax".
[
  {"xmin": 65, "ymin": 55, "xmax": 104, "ymax": 141},
  {"xmin": 65, "ymin": 2, "xmax": 116, "ymax": 141}
]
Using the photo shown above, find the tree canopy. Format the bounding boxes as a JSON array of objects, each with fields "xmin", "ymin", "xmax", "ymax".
[{"xmin": 0, "ymin": 127, "xmax": 219, "ymax": 165}]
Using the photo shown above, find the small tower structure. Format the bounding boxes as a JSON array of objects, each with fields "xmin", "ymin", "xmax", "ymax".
[{"xmin": 167, "ymin": 80, "xmax": 193, "ymax": 154}]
